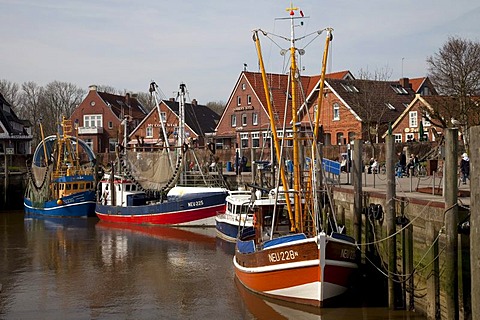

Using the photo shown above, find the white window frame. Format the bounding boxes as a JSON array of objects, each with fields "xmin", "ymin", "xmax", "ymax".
[
  {"xmin": 146, "ymin": 126, "xmax": 153, "ymax": 138},
  {"xmin": 333, "ymin": 103, "xmax": 340, "ymax": 121},
  {"xmin": 251, "ymin": 132, "xmax": 260, "ymax": 148},
  {"xmin": 242, "ymin": 113, "xmax": 247, "ymax": 126},
  {"xmin": 84, "ymin": 114, "xmax": 103, "ymax": 128},
  {"xmin": 160, "ymin": 112, "xmax": 167, "ymax": 122},
  {"xmin": 252, "ymin": 113, "xmax": 258, "ymax": 125},
  {"xmin": 240, "ymin": 133, "xmax": 249, "ymax": 148},
  {"xmin": 237, "ymin": 96, "xmax": 241, "ymax": 106},
  {"xmin": 394, "ymin": 134, "xmax": 402, "ymax": 143},
  {"xmin": 231, "ymin": 114, "xmax": 236, "ymax": 127},
  {"xmin": 247, "ymin": 95, "xmax": 252, "ymax": 105},
  {"xmin": 409, "ymin": 111, "xmax": 418, "ymax": 127}
]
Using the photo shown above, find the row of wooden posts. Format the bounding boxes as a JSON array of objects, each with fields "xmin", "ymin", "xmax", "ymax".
[{"xmin": 349, "ymin": 127, "xmax": 477, "ymax": 320}]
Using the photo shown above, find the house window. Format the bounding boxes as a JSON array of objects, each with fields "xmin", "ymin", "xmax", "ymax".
[
  {"xmin": 336, "ymin": 132, "xmax": 344, "ymax": 145},
  {"xmin": 146, "ymin": 126, "xmax": 153, "ymax": 138},
  {"xmin": 242, "ymin": 113, "xmax": 247, "ymax": 126},
  {"xmin": 252, "ymin": 113, "xmax": 258, "ymax": 125},
  {"xmin": 262, "ymin": 131, "xmax": 271, "ymax": 148},
  {"xmin": 108, "ymin": 121, "xmax": 113, "ymax": 129},
  {"xmin": 109, "ymin": 138, "xmax": 117, "ymax": 152},
  {"xmin": 394, "ymin": 134, "xmax": 402, "ymax": 143},
  {"xmin": 406, "ymin": 133, "xmax": 414, "ymax": 142},
  {"xmin": 84, "ymin": 114, "xmax": 102, "ymax": 127},
  {"xmin": 237, "ymin": 96, "xmax": 241, "ymax": 106},
  {"xmin": 286, "ymin": 131, "xmax": 293, "ymax": 147},
  {"xmin": 240, "ymin": 133, "xmax": 249, "ymax": 148},
  {"xmin": 242, "ymin": 83, "xmax": 246, "ymax": 91},
  {"xmin": 409, "ymin": 111, "xmax": 418, "ymax": 127},
  {"xmin": 348, "ymin": 132, "xmax": 356, "ymax": 143},
  {"xmin": 252, "ymin": 132, "xmax": 260, "ymax": 148},
  {"xmin": 231, "ymin": 115, "xmax": 236, "ymax": 127},
  {"xmin": 422, "ymin": 113, "xmax": 431, "ymax": 126},
  {"xmin": 324, "ymin": 133, "xmax": 331, "ymax": 146},
  {"xmin": 333, "ymin": 103, "xmax": 340, "ymax": 120},
  {"xmin": 161, "ymin": 112, "xmax": 166, "ymax": 122},
  {"xmin": 84, "ymin": 139, "xmax": 93, "ymax": 150},
  {"xmin": 247, "ymin": 95, "xmax": 252, "ymax": 105}
]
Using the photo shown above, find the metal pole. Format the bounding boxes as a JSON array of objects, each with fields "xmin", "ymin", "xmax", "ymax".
[
  {"xmin": 470, "ymin": 126, "xmax": 480, "ymax": 320},
  {"xmin": 385, "ymin": 134, "xmax": 397, "ymax": 309},
  {"xmin": 445, "ymin": 128, "xmax": 459, "ymax": 320}
]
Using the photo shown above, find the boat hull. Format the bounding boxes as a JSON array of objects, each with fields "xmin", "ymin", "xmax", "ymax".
[
  {"xmin": 95, "ymin": 191, "xmax": 226, "ymax": 226},
  {"xmin": 23, "ymin": 190, "xmax": 96, "ymax": 218},
  {"xmin": 215, "ymin": 215, "xmax": 254, "ymax": 242},
  {"xmin": 234, "ymin": 234, "xmax": 357, "ymax": 307}
]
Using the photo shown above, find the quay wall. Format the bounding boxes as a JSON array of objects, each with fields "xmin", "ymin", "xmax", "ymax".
[{"xmin": 332, "ymin": 186, "xmax": 469, "ymax": 319}]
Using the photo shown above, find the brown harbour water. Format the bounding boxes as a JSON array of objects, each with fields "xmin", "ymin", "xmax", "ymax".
[{"xmin": 0, "ymin": 210, "xmax": 426, "ymax": 320}]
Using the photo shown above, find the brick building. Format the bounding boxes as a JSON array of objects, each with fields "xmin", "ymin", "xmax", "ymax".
[
  {"xmin": 128, "ymin": 97, "xmax": 219, "ymax": 149},
  {"xmin": 70, "ymin": 85, "xmax": 148, "ymax": 153},
  {"xmin": 213, "ymin": 70, "xmax": 351, "ymax": 160}
]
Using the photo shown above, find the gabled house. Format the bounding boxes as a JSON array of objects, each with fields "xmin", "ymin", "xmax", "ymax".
[
  {"xmin": 0, "ymin": 92, "xmax": 32, "ymax": 155},
  {"xmin": 128, "ymin": 98, "xmax": 220, "ymax": 149},
  {"xmin": 70, "ymin": 85, "xmax": 148, "ymax": 153},
  {"xmin": 213, "ymin": 70, "xmax": 351, "ymax": 156},
  {"xmin": 302, "ymin": 77, "xmax": 436, "ymax": 145}
]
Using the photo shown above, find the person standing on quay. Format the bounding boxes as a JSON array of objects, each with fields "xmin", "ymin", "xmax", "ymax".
[{"xmin": 460, "ymin": 153, "xmax": 470, "ymax": 184}]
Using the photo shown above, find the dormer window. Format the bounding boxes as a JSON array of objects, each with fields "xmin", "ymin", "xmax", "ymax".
[{"xmin": 385, "ymin": 103, "xmax": 396, "ymax": 110}]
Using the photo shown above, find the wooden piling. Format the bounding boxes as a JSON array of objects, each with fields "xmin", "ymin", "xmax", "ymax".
[
  {"xmin": 385, "ymin": 134, "xmax": 397, "ymax": 309},
  {"xmin": 353, "ymin": 140, "xmax": 362, "ymax": 244},
  {"xmin": 426, "ymin": 220, "xmax": 440, "ymax": 320},
  {"xmin": 470, "ymin": 126, "xmax": 480, "ymax": 320},
  {"xmin": 444, "ymin": 128, "xmax": 459, "ymax": 320}
]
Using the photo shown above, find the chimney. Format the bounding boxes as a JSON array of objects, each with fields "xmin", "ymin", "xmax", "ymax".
[
  {"xmin": 399, "ymin": 78, "xmax": 411, "ymax": 89},
  {"xmin": 192, "ymin": 99, "xmax": 198, "ymax": 106},
  {"xmin": 89, "ymin": 85, "xmax": 98, "ymax": 91}
]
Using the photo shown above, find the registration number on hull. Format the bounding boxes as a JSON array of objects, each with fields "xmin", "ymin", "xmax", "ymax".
[{"xmin": 268, "ymin": 250, "xmax": 298, "ymax": 263}]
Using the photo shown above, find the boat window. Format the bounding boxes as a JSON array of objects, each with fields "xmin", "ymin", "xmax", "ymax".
[
  {"xmin": 105, "ymin": 185, "xmax": 109, "ymax": 190},
  {"xmin": 125, "ymin": 184, "xmax": 131, "ymax": 191},
  {"xmin": 73, "ymin": 183, "xmax": 78, "ymax": 190},
  {"xmin": 118, "ymin": 185, "xmax": 121, "ymax": 191},
  {"xmin": 60, "ymin": 184, "xmax": 64, "ymax": 190},
  {"xmin": 66, "ymin": 184, "xmax": 72, "ymax": 190},
  {"xmin": 86, "ymin": 182, "xmax": 91, "ymax": 189},
  {"xmin": 228, "ymin": 202, "xmax": 233, "ymax": 213},
  {"xmin": 79, "ymin": 183, "xmax": 85, "ymax": 190},
  {"xmin": 132, "ymin": 185, "xmax": 136, "ymax": 191}
]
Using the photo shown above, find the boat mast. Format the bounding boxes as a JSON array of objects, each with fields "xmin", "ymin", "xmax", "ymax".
[
  {"xmin": 253, "ymin": 31, "xmax": 294, "ymax": 228},
  {"xmin": 287, "ymin": 3, "xmax": 303, "ymax": 232}
]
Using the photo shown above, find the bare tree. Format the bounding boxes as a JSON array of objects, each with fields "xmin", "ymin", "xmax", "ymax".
[
  {"xmin": 206, "ymin": 100, "xmax": 226, "ymax": 115},
  {"xmin": 353, "ymin": 67, "xmax": 393, "ymax": 145},
  {"xmin": 426, "ymin": 36, "xmax": 480, "ymax": 151},
  {"xmin": 18, "ymin": 82, "xmax": 46, "ymax": 146},
  {"xmin": 41, "ymin": 81, "xmax": 86, "ymax": 136},
  {"xmin": 135, "ymin": 91, "xmax": 156, "ymax": 112},
  {"xmin": 0, "ymin": 79, "xmax": 21, "ymax": 107}
]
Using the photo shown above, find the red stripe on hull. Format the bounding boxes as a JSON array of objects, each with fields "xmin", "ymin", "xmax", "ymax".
[{"xmin": 96, "ymin": 204, "xmax": 225, "ymax": 225}]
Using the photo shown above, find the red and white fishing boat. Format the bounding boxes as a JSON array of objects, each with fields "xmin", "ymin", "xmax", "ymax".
[
  {"xmin": 95, "ymin": 82, "xmax": 227, "ymax": 226},
  {"xmin": 233, "ymin": 4, "xmax": 358, "ymax": 307}
]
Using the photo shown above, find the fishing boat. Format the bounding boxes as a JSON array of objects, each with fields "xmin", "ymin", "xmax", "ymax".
[
  {"xmin": 216, "ymin": 187, "xmax": 291, "ymax": 242},
  {"xmin": 95, "ymin": 82, "xmax": 228, "ymax": 226},
  {"xmin": 24, "ymin": 117, "xmax": 97, "ymax": 217},
  {"xmin": 233, "ymin": 4, "xmax": 358, "ymax": 307}
]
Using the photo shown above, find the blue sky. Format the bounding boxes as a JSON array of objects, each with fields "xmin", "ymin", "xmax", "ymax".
[{"xmin": 1, "ymin": 0, "xmax": 479, "ymax": 104}]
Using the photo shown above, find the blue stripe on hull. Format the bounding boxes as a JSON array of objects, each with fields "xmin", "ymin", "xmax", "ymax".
[
  {"xmin": 24, "ymin": 190, "xmax": 96, "ymax": 218},
  {"xmin": 95, "ymin": 192, "xmax": 226, "ymax": 216},
  {"xmin": 215, "ymin": 219, "xmax": 254, "ymax": 243}
]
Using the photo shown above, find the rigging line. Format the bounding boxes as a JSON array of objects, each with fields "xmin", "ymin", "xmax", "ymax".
[{"xmin": 358, "ymin": 200, "xmax": 434, "ymax": 246}]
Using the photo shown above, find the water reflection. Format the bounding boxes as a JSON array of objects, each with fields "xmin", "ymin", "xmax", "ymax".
[{"xmin": 1, "ymin": 211, "xmax": 426, "ymax": 319}]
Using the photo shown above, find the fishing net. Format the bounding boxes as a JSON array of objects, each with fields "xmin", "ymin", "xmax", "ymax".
[{"xmin": 122, "ymin": 149, "xmax": 181, "ymax": 192}]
